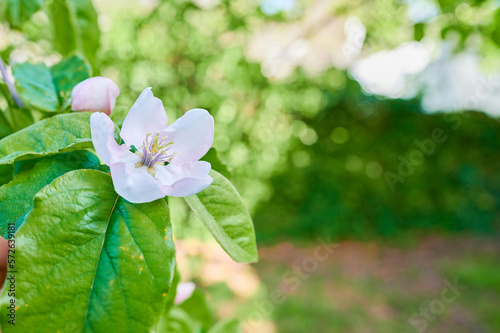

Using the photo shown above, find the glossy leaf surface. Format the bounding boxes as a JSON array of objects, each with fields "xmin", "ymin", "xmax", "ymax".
[
  {"xmin": 0, "ymin": 170, "xmax": 176, "ymax": 332},
  {"xmin": 185, "ymin": 170, "xmax": 258, "ymax": 263}
]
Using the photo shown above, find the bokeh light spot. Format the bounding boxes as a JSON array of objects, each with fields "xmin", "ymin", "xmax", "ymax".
[
  {"xmin": 365, "ymin": 161, "xmax": 383, "ymax": 179},
  {"xmin": 331, "ymin": 127, "xmax": 349, "ymax": 144}
]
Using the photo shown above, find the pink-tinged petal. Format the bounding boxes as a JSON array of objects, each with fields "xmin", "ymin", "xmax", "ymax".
[
  {"xmin": 175, "ymin": 282, "xmax": 196, "ymax": 305},
  {"xmin": 120, "ymin": 87, "xmax": 168, "ymax": 148},
  {"xmin": 162, "ymin": 108, "xmax": 214, "ymax": 164},
  {"xmin": 71, "ymin": 77, "xmax": 120, "ymax": 115},
  {"xmin": 110, "ymin": 163, "xmax": 165, "ymax": 203},
  {"xmin": 154, "ymin": 161, "xmax": 213, "ymax": 197},
  {"xmin": 91, "ymin": 112, "xmax": 140, "ymax": 166}
]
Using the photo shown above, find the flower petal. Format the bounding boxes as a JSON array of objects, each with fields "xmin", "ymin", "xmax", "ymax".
[
  {"xmin": 110, "ymin": 163, "xmax": 165, "ymax": 203},
  {"xmin": 120, "ymin": 87, "xmax": 168, "ymax": 148},
  {"xmin": 154, "ymin": 161, "xmax": 213, "ymax": 197},
  {"xmin": 162, "ymin": 108, "xmax": 214, "ymax": 164},
  {"xmin": 175, "ymin": 282, "xmax": 196, "ymax": 305},
  {"xmin": 71, "ymin": 77, "xmax": 120, "ymax": 115},
  {"xmin": 106, "ymin": 83, "xmax": 120, "ymax": 114},
  {"xmin": 91, "ymin": 112, "xmax": 139, "ymax": 166}
]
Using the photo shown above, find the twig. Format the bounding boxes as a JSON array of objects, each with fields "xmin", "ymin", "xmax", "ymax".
[{"xmin": 0, "ymin": 57, "xmax": 24, "ymax": 108}]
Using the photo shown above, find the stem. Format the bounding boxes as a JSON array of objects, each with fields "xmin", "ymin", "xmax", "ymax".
[{"xmin": 0, "ymin": 57, "xmax": 24, "ymax": 108}]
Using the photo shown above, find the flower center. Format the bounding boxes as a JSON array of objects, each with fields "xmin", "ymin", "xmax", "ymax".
[{"xmin": 135, "ymin": 132, "xmax": 174, "ymax": 168}]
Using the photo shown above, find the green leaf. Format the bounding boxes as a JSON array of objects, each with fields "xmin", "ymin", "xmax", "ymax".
[
  {"xmin": 178, "ymin": 289, "xmax": 214, "ymax": 331},
  {"xmin": 0, "ymin": 165, "xmax": 12, "ymax": 186},
  {"xmin": 49, "ymin": 0, "xmax": 101, "ymax": 70},
  {"xmin": 3, "ymin": 0, "xmax": 44, "ymax": 28},
  {"xmin": 0, "ymin": 151, "xmax": 101, "ymax": 236},
  {"xmin": 12, "ymin": 62, "xmax": 59, "ymax": 112},
  {"xmin": 50, "ymin": 55, "xmax": 91, "ymax": 103},
  {"xmin": 0, "ymin": 112, "xmax": 92, "ymax": 187},
  {"xmin": 165, "ymin": 269, "xmax": 181, "ymax": 314},
  {"xmin": 0, "ymin": 82, "xmax": 16, "ymax": 107},
  {"xmin": 0, "ymin": 110, "xmax": 13, "ymax": 139},
  {"xmin": 12, "ymin": 56, "xmax": 91, "ymax": 112},
  {"xmin": 48, "ymin": 0, "xmax": 75, "ymax": 57},
  {"xmin": 156, "ymin": 269, "xmax": 181, "ymax": 332},
  {"xmin": 203, "ymin": 148, "xmax": 232, "ymax": 179},
  {"xmin": 414, "ymin": 23, "xmax": 424, "ymax": 42},
  {"xmin": 185, "ymin": 170, "xmax": 258, "ymax": 263},
  {"xmin": 0, "ymin": 169, "xmax": 176, "ymax": 332},
  {"xmin": 4, "ymin": 107, "xmax": 35, "ymax": 132},
  {"xmin": 0, "ymin": 112, "xmax": 92, "ymax": 166},
  {"xmin": 208, "ymin": 319, "xmax": 242, "ymax": 333},
  {"xmin": 492, "ymin": 9, "xmax": 500, "ymax": 47},
  {"xmin": 13, "ymin": 158, "xmax": 40, "ymax": 177},
  {"xmin": 160, "ymin": 307, "xmax": 197, "ymax": 333}
]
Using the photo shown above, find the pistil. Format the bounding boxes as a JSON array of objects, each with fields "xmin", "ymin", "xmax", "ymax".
[{"xmin": 135, "ymin": 133, "xmax": 175, "ymax": 170}]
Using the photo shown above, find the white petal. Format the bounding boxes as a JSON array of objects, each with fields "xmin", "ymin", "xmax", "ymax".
[
  {"xmin": 175, "ymin": 282, "xmax": 196, "ymax": 305},
  {"xmin": 155, "ymin": 161, "xmax": 212, "ymax": 197},
  {"xmin": 120, "ymin": 87, "xmax": 168, "ymax": 148},
  {"xmin": 90, "ymin": 112, "xmax": 138, "ymax": 166},
  {"xmin": 161, "ymin": 108, "xmax": 214, "ymax": 164},
  {"xmin": 110, "ymin": 163, "xmax": 165, "ymax": 203}
]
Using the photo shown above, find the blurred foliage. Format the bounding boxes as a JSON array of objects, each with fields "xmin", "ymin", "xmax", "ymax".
[
  {"xmin": 1, "ymin": 0, "xmax": 499, "ymax": 245},
  {"xmin": 255, "ymin": 78, "xmax": 500, "ymax": 243},
  {"xmin": 1, "ymin": 1, "xmax": 500, "ymax": 332}
]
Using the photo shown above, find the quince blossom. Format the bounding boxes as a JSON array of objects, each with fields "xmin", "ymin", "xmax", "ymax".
[{"xmin": 90, "ymin": 87, "xmax": 214, "ymax": 203}]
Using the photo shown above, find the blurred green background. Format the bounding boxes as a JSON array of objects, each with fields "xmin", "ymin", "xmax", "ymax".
[{"xmin": 1, "ymin": 0, "xmax": 500, "ymax": 332}]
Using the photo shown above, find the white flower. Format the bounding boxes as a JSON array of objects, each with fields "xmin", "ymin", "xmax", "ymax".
[{"xmin": 90, "ymin": 87, "xmax": 214, "ymax": 203}]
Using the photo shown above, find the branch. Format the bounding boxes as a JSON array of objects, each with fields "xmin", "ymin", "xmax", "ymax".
[{"xmin": 0, "ymin": 57, "xmax": 24, "ymax": 108}]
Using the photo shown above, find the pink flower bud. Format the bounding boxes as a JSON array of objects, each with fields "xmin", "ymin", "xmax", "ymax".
[{"xmin": 71, "ymin": 77, "xmax": 120, "ymax": 115}]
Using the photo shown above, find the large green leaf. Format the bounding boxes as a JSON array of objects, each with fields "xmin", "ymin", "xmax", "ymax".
[
  {"xmin": 0, "ymin": 170, "xmax": 176, "ymax": 332},
  {"xmin": 185, "ymin": 170, "xmax": 258, "ymax": 263},
  {"xmin": 208, "ymin": 319, "xmax": 242, "ymax": 333},
  {"xmin": 12, "ymin": 56, "xmax": 90, "ymax": 112},
  {"xmin": 3, "ymin": 0, "xmax": 44, "ymax": 28},
  {"xmin": 0, "ymin": 151, "xmax": 101, "ymax": 236},
  {"xmin": 49, "ymin": 0, "xmax": 100, "ymax": 70},
  {"xmin": 0, "ymin": 112, "xmax": 92, "ymax": 166}
]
